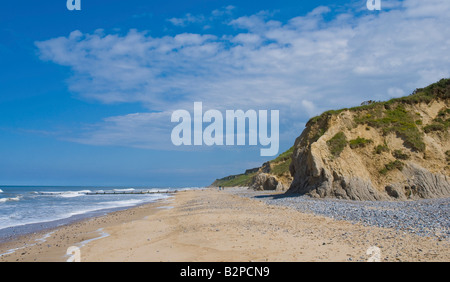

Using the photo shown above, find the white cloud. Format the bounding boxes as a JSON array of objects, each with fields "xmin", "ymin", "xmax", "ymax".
[
  {"xmin": 65, "ymin": 112, "xmax": 173, "ymax": 149},
  {"xmin": 36, "ymin": 0, "xmax": 450, "ymax": 149},
  {"xmin": 167, "ymin": 13, "xmax": 205, "ymax": 27},
  {"xmin": 307, "ymin": 6, "xmax": 331, "ymax": 17},
  {"xmin": 168, "ymin": 6, "xmax": 236, "ymax": 28},
  {"xmin": 212, "ymin": 5, "xmax": 235, "ymax": 17}
]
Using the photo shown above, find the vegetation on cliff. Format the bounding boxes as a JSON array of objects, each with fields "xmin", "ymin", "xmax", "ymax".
[
  {"xmin": 288, "ymin": 78, "xmax": 450, "ymax": 200},
  {"xmin": 308, "ymin": 78, "xmax": 450, "ymax": 153},
  {"xmin": 210, "ymin": 146, "xmax": 294, "ymax": 187}
]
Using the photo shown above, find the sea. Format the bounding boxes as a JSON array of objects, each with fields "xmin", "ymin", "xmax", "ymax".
[{"xmin": 0, "ymin": 186, "xmax": 200, "ymax": 242}]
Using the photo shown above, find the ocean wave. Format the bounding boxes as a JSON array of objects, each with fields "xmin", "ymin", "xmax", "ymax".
[
  {"xmin": 61, "ymin": 198, "xmax": 157, "ymax": 218},
  {"xmin": 0, "ymin": 189, "xmax": 3, "ymax": 193},
  {"xmin": 0, "ymin": 196, "xmax": 21, "ymax": 204},
  {"xmin": 142, "ymin": 188, "xmax": 169, "ymax": 193},
  {"xmin": 99, "ymin": 199, "xmax": 145, "ymax": 207},
  {"xmin": 112, "ymin": 188, "xmax": 135, "ymax": 192},
  {"xmin": 38, "ymin": 190, "xmax": 91, "ymax": 198}
]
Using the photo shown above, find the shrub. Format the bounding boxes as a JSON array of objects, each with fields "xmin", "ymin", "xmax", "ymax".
[
  {"xmin": 311, "ymin": 128, "xmax": 326, "ymax": 143},
  {"xmin": 327, "ymin": 132, "xmax": 347, "ymax": 157},
  {"xmin": 424, "ymin": 123, "xmax": 445, "ymax": 133},
  {"xmin": 355, "ymin": 104, "xmax": 425, "ymax": 152},
  {"xmin": 379, "ymin": 160, "xmax": 404, "ymax": 175},
  {"xmin": 349, "ymin": 137, "xmax": 373, "ymax": 149},
  {"xmin": 393, "ymin": 149, "xmax": 410, "ymax": 160},
  {"xmin": 437, "ymin": 108, "xmax": 450, "ymax": 117},
  {"xmin": 424, "ymin": 107, "xmax": 450, "ymax": 133},
  {"xmin": 386, "ymin": 160, "xmax": 404, "ymax": 170},
  {"xmin": 271, "ymin": 160, "xmax": 291, "ymax": 176},
  {"xmin": 374, "ymin": 144, "xmax": 389, "ymax": 154}
]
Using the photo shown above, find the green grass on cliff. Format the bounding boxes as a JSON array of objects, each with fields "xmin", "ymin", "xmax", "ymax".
[
  {"xmin": 349, "ymin": 137, "xmax": 373, "ymax": 149},
  {"xmin": 327, "ymin": 132, "xmax": 347, "ymax": 157},
  {"xmin": 212, "ymin": 146, "xmax": 294, "ymax": 187},
  {"xmin": 379, "ymin": 160, "xmax": 404, "ymax": 175},
  {"xmin": 212, "ymin": 172, "xmax": 256, "ymax": 187},
  {"xmin": 269, "ymin": 146, "xmax": 294, "ymax": 164},
  {"xmin": 271, "ymin": 160, "xmax": 291, "ymax": 176},
  {"xmin": 269, "ymin": 146, "xmax": 294, "ymax": 177},
  {"xmin": 424, "ymin": 107, "xmax": 450, "ymax": 133},
  {"xmin": 354, "ymin": 104, "xmax": 425, "ymax": 152},
  {"xmin": 308, "ymin": 78, "xmax": 450, "ymax": 125},
  {"xmin": 308, "ymin": 78, "xmax": 450, "ymax": 153}
]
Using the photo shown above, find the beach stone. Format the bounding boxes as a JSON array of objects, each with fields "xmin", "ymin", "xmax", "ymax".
[
  {"xmin": 385, "ymin": 185, "xmax": 407, "ymax": 200},
  {"xmin": 250, "ymin": 173, "xmax": 285, "ymax": 191},
  {"xmin": 228, "ymin": 188, "xmax": 450, "ymax": 240}
]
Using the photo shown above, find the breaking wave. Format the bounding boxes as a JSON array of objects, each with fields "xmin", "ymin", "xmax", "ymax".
[
  {"xmin": 37, "ymin": 190, "xmax": 91, "ymax": 198},
  {"xmin": 0, "ymin": 196, "xmax": 21, "ymax": 204}
]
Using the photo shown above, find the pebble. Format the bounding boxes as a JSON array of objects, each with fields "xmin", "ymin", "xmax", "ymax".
[{"xmin": 228, "ymin": 188, "xmax": 450, "ymax": 240}]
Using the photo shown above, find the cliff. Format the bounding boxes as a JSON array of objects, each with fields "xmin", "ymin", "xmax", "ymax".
[
  {"xmin": 210, "ymin": 147, "xmax": 294, "ymax": 191},
  {"xmin": 211, "ymin": 78, "xmax": 450, "ymax": 200},
  {"xmin": 288, "ymin": 78, "xmax": 450, "ymax": 200}
]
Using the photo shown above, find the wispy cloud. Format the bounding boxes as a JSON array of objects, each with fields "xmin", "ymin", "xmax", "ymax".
[
  {"xmin": 35, "ymin": 0, "xmax": 450, "ymax": 149},
  {"xmin": 65, "ymin": 111, "xmax": 174, "ymax": 150},
  {"xmin": 167, "ymin": 13, "xmax": 205, "ymax": 27},
  {"xmin": 212, "ymin": 5, "xmax": 235, "ymax": 17},
  {"xmin": 167, "ymin": 5, "xmax": 236, "ymax": 27}
]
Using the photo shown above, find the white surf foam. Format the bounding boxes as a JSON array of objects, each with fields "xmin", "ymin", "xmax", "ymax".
[
  {"xmin": 38, "ymin": 190, "xmax": 91, "ymax": 198},
  {"xmin": 112, "ymin": 188, "xmax": 135, "ymax": 192},
  {"xmin": 0, "ymin": 196, "xmax": 21, "ymax": 204}
]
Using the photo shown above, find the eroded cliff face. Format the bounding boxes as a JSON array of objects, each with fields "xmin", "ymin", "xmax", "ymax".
[
  {"xmin": 288, "ymin": 95, "xmax": 450, "ymax": 200},
  {"xmin": 212, "ymin": 79, "xmax": 450, "ymax": 199},
  {"xmin": 250, "ymin": 173, "xmax": 286, "ymax": 191},
  {"xmin": 210, "ymin": 154, "xmax": 293, "ymax": 191}
]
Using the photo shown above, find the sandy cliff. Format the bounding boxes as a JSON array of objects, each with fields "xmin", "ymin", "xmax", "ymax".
[
  {"xmin": 212, "ymin": 79, "xmax": 450, "ymax": 200},
  {"xmin": 288, "ymin": 79, "xmax": 450, "ymax": 200},
  {"xmin": 210, "ymin": 149, "xmax": 293, "ymax": 191}
]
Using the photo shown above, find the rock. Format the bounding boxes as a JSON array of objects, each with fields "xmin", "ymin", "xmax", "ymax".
[
  {"xmin": 250, "ymin": 173, "xmax": 285, "ymax": 191},
  {"xmin": 288, "ymin": 95, "xmax": 450, "ymax": 201},
  {"xmin": 214, "ymin": 79, "xmax": 450, "ymax": 201},
  {"xmin": 402, "ymin": 163, "xmax": 450, "ymax": 199},
  {"xmin": 288, "ymin": 139, "xmax": 388, "ymax": 200},
  {"xmin": 385, "ymin": 185, "xmax": 407, "ymax": 200}
]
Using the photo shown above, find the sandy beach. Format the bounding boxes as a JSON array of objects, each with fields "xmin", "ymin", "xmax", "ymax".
[{"xmin": 0, "ymin": 188, "xmax": 448, "ymax": 262}]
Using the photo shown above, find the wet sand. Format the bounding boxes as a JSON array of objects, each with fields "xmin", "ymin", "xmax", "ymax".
[{"xmin": 0, "ymin": 188, "xmax": 448, "ymax": 262}]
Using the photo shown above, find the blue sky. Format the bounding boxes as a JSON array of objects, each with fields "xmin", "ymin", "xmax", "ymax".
[{"xmin": 1, "ymin": 0, "xmax": 450, "ymax": 187}]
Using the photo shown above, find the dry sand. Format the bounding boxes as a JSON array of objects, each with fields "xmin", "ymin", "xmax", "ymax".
[{"xmin": 0, "ymin": 188, "xmax": 448, "ymax": 262}]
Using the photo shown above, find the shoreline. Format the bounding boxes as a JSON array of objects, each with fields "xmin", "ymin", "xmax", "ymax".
[
  {"xmin": 0, "ymin": 192, "xmax": 175, "ymax": 244},
  {"xmin": 0, "ymin": 188, "xmax": 449, "ymax": 262},
  {"xmin": 0, "ymin": 195, "xmax": 175, "ymax": 261}
]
